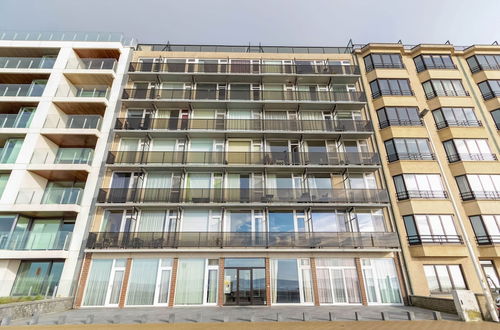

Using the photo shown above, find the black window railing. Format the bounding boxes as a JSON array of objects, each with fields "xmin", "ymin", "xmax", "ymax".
[
  {"xmin": 128, "ymin": 62, "xmax": 361, "ymax": 76},
  {"xmin": 387, "ymin": 153, "xmax": 436, "ymax": 162},
  {"xmin": 97, "ymin": 188, "xmax": 390, "ymax": 204},
  {"xmin": 114, "ymin": 118, "xmax": 373, "ymax": 132},
  {"xmin": 470, "ymin": 64, "xmax": 500, "ymax": 73},
  {"xmin": 396, "ymin": 190, "xmax": 448, "ymax": 200},
  {"xmin": 371, "ymin": 89, "xmax": 414, "ymax": 99},
  {"xmin": 86, "ymin": 231, "xmax": 399, "ymax": 249},
  {"xmin": 379, "ymin": 119, "xmax": 423, "ymax": 129},
  {"xmin": 365, "ymin": 63, "xmax": 405, "ymax": 72},
  {"xmin": 435, "ymin": 120, "xmax": 482, "ymax": 129},
  {"xmin": 121, "ymin": 88, "xmax": 367, "ymax": 103},
  {"xmin": 447, "ymin": 153, "xmax": 497, "ymax": 163},
  {"xmin": 476, "ymin": 235, "xmax": 500, "ymax": 245},
  {"xmin": 407, "ymin": 234, "xmax": 463, "ymax": 245},
  {"xmin": 425, "ymin": 89, "xmax": 469, "ymax": 99},
  {"xmin": 106, "ymin": 151, "xmax": 381, "ymax": 166},
  {"xmin": 481, "ymin": 91, "xmax": 500, "ymax": 100},
  {"xmin": 460, "ymin": 191, "xmax": 500, "ymax": 201},
  {"xmin": 415, "ymin": 64, "xmax": 457, "ymax": 73}
]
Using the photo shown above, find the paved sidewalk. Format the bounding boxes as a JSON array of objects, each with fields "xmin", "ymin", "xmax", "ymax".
[{"xmin": 6, "ymin": 305, "xmax": 461, "ymax": 326}]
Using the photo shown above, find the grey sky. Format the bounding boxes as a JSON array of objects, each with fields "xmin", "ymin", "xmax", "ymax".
[{"xmin": 0, "ymin": 0, "xmax": 499, "ymax": 46}]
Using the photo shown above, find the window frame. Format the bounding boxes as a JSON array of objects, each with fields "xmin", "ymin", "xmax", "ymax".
[
  {"xmin": 423, "ymin": 264, "xmax": 467, "ymax": 294},
  {"xmin": 413, "ymin": 54, "xmax": 456, "ymax": 72}
]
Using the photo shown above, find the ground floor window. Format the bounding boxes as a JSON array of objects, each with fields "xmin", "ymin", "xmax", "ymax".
[
  {"xmin": 481, "ymin": 260, "xmax": 500, "ymax": 289},
  {"xmin": 361, "ymin": 258, "xmax": 402, "ymax": 304},
  {"xmin": 423, "ymin": 264, "xmax": 467, "ymax": 293},
  {"xmin": 271, "ymin": 258, "xmax": 313, "ymax": 304},
  {"xmin": 174, "ymin": 258, "xmax": 218, "ymax": 305},
  {"xmin": 126, "ymin": 258, "xmax": 172, "ymax": 306},
  {"xmin": 83, "ymin": 259, "xmax": 126, "ymax": 307},
  {"xmin": 316, "ymin": 258, "xmax": 361, "ymax": 304},
  {"xmin": 11, "ymin": 260, "xmax": 63, "ymax": 296}
]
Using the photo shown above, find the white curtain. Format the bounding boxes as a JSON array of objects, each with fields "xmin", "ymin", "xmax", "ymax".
[
  {"xmin": 151, "ymin": 139, "xmax": 175, "ymax": 151},
  {"xmin": 228, "ymin": 110, "xmax": 252, "ymax": 119},
  {"xmin": 190, "ymin": 139, "xmax": 213, "ymax": 152},
  {"xmin": 145, "ymin": 172, "xmax": 171, "ymax": 188},
  {"xmin": 138, "ymin": 211, "xmax": 166, "ymax": 232},
  {"xmin": 83, "ymin": 259, "xmax": 113, "ymax": 306},
  {"xmin": 174, "ymin": 259, "xmax": 205, "ymax": 305},
  {"xmin": 316, "ymin": 268, "xmax": 333, "ymax": 303},
  {"xmin": 181, "ymin": 210, "xmax": 209, "ymax": 231},
  {"xmin": 126, "ymin": 259, "xmax": 159, "ymax": 305},
  {"xmin": 193, "ymin": 110, "xmax": 215, "ymax": 118},
  {"xmin": 119, "ymin": 139, "xmax": 139, "ymax": 151}
]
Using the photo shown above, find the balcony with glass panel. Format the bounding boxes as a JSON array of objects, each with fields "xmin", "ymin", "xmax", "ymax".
[
  {"xmin": 0, "ymin": 230, "xmax": 72, "ymax": 251},
  {"xmin": 30, "ymin": 148, "xmax": 93, "ymax": 175},
  {"xmin": 66, "ymin": 58, "xmax": 117, "ymax": 72},
  {"xmin": 0, "ymin": 56, "xmax": 56, "ymax": 72},
  {"xmin": 14, "ymin": 182, "xmax": 84, "ymax": 212},
  {"xmin": 0, "ymin": 80, "xmax": 47, "ymax": 98},
  {"xmin": 56, "ymin": 84, "xmax": 110, "ymax": 99},
  {"xmin": 0, "ymin": 106, "xmax": 35, "ymax": 130},
  {"xmin": 43, "ymin": 114, "xmax": 102, "ymax": 136}
]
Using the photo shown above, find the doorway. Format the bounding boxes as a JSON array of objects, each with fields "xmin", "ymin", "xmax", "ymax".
[{"xmin": 224, "ymin": 258, "xmax": 266, "ymax": 305}]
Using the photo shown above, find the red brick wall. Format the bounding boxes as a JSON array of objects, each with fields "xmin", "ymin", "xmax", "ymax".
[
  {"xmin": 168, "ymin": 258, "xmax": 179, "ymax": 307},
  {"xmin": 265, "ymin": 257, "xmax": 271, "ymax": 306},
  {"xmin": 394, "ymin": 253, "xmax": 409, "ymax": 305},
  {"xmin": 73, "ymin": 253, "xmax": 92, "ymax": 308},
  {"xmin": 310, "ymin": 257, "xmax": 320, "ymax": 306},
  {"xmin": 118, "ymin": 258, "xmax": 132, "ymax": 308},
  {"xmin": 218, "ymin": 258, "xmax": 225, "ymax": 306},
  {"xmin": 354, "ymin": 257, "xmax": 368, "ymax": 306}
]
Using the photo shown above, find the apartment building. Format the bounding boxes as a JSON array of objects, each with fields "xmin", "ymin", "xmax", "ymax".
[
  {"xmin": 0, "ymin": 32, "xmax": 132, "ymax": 298},
  {"xmin": 74, "ymin": 44, "xmax": 406, "ymax": 308},
  {"xmin": 355, "ymin": 44, "xmax": 500, "ymax": 308}
]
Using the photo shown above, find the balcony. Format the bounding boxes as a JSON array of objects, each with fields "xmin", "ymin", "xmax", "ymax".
[
  {"xmin": 435, "ymin": 120, "xmax": 482, "ymax": 129},
  {"xmin": 447, "ymin": 153, "xmax": 497, "ymax": 163},
  {"xmin": 115, "ymin": 118, "xmax": 373, "ymax": 134},
  {"xmin": 407, "ymin": 235, "xmax": 463, "ymax": 245},
  {"xmin": 460, "ymin": 191, "xmax": 500, "ymax": 201},
  {"xmin": 379, "ymin": 119, "xmax": 423, "ymax": 129},
  {"xmin": 31, "ymin": 148, "xmax": 94, "ymax": 165},
  {"xmin": 396, "ymin": 190, "xmax": 448, "ymax": 200},
  {"xmin": 0, "ymin": 113, "xmax": 33, "ymax": 129},
  {"xmin": 0, "ymin": 57, "xmax": 55, "ymax": 70},
  {"xmin": 387, "ymin": 152, "xmax": 436, "ymax": 162},
  {"xmin": 476, "ymin": 235, "xmax": 500, "ymax": 245},
  {"xmin": 0, "ymin": 84, "xmax": 45, "ymax": 97},
  {"xmin": 0, "ymin": 230, "xmax": 72, "ymax": 250},
  {"xmin": 86, "ymin": 231, "xmax": 399, "ymax": 249},
  {"xmin": 15, "ymin": 187, "xmax": 83, "ymax": 205},
  {"xmin": 425, "ymin": 89, "xmax": 469, "ymax": 100},
  {"xmin": 371, "ymin": 89, "xmax": 414, "ymax": 99},
  {"xmin": 43, "ymin": 114, "xmax": 102, "ymax": 130},
  {"xmin": 97, "ymin": 188, "xmax": 390, "ymax": 205},
  {"xmin": 106, "ymin": 151, "xmax": 381, "ymax": 167},
  {"xmin": 56, "ymin": 84, "xmax": 110, "ymax": 99},
  {"xmin": 66, "ymin": 58, "xmax": 117, "ymax": 71}
]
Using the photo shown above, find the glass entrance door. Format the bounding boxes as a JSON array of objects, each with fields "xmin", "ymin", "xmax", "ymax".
[{"xmin": 224, "ymin": 258, "xmax": 266, "ymax": 305}]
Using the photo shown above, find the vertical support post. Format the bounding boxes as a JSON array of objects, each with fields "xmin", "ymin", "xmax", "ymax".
[
  {"xmin": 168, "ymin": 258, "xmax": 179, "ymax": 307},
  {"xmin": 354, "ymin": 257, "xmax": 368, "ymax": 306},
  {"xmin": 118, "ymin": 258, "xmax": 132, "ymax": 308},
  {"xmin": 218, "ymin": 258, "xmax": 225, "ymax": 306},
  {"xmin": 265, "ymin": 257, "xmax": 271, "ymax": 306},
  {"xmin": 309, "ymin": 257, "xmax": 320, "ymax": 306},
  {"xmin": 74, "ymin": 252, "xmax": 92, "ymax": 308}
]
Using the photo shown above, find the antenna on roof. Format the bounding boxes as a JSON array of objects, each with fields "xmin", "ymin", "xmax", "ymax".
[
  {"xmin": 445, "ymin": 40, "xmax": 451, "ymax": 44},
  {"xmin": 397, "ymin": 40, "xmax": 402, "ymax": 44},
  {"xmin": 493, "ymin": 41, "xmax": 499, "ymax": 45},
  {"xmin": 246, "ymin": 42, "xmax": 251, "ymax": 53},
  {"xmin": 259, "ymin": 42, "xmax": 264, "ymax": 53}
]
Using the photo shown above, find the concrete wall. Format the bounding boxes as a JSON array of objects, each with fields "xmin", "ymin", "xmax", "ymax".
[
  {"xmin": 0, "ymin": 297, "xmax": 73, "ymax": 320},
  {"xmin": 410, "ymin": 295, "xmax": 457, "ymax": 314}
]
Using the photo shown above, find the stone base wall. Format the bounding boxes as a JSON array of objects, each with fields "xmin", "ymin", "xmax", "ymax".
[
  {"xmin": 0, "ymin": 297, "xmax": 73, "ymax": 320},
  {"xmin": 409, "ymin": 295, "xmax": 457, "ymax": 314}
]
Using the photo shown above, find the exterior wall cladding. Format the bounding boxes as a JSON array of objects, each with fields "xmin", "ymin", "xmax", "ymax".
[{"xmin": 0, "ymin": 34, "xmax": 499, "ymax": 310}]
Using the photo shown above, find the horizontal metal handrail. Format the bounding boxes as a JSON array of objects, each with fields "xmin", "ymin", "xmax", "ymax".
[
  {"xmin": 407, "ymin": 234, "xmax": 463, "ymax": 245},
  {"xmin": 396, "ymin": 190, "xmax": 448, "ymax": 200},
  {"xmin": 371, "ymin": 89, "xmax": 414, "ymax": 98},
  {"xmin": 460, "ymin": 190, "xmax": 500, "ymax": 200},
  {"xmin": 447, "ymin": 153, "xmax": 497, "ymax": 163},
  {"xmin": 435, "ymin": 119, "xmax": 482, "ymax": 129},
  {"xmin": 476, "ymin": 235, "xmax": 500, "ymax": 245},
  {"xmin": 471, "ymin": 64, "xmax": 500, "ymax": 73},
  {"xmin": 416, "ymin": 64, "xmax": 457, "ymax": 73},
  {"xmin": 425, "ymin": 89, "xmax": 469, "ymax": 99},
  {"xmin": 365, "ymin": 63, "xmax": 405, "ymax": 72},
  {"xmin": 481, "ymin": 90, "xmax": 500, "ymax": 100},
  {"xmin": 121, "ymin": 88, "xmax": 367, "ymax": 103},
  {"xmin": 86, "ymin": 231, "xmax": 399, "ymax": 249},
  {"xmin": 97, "ymin": 188, "xmax": 390, "ymax": 204},
  {"xmin": 128, "ymin": 62, "xmax": 360, "ymax": 76},
  {"xmin": 387, "ymin": 153, "xmax": 436, "ymax": 162},
  {"xmin": 115, "ymin": 118, "xmax": 373, "ymax": 132},
  {"xmin": 379, "ymin": 119, "xmax": 423, "ymax": 129},
  {"xmin": 0, "ymin": 57, "xmax": 55, "ymax": 69},
  {"xmin": 106, "ymin": 151, "xmax": 381, "ymax": 166}
]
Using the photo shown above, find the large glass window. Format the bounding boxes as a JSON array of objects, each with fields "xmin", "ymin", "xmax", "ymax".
[
  {"xmin": 480, "ymin": 260, "xmax": 500, "ymax": 289},
  {"xmin": 268, "ymin": 211, "xmax": 306, "ymax": 232},
  {"xmin": 491, "ymin": 109, "xmax": 500, "ymax": 129},
  {"xmin": 0, "ymin": 138, "xmax": 23, "ymax": 163},
  {"xmin": 316, "ymin": 258, "xmax": 361, "ymax": 304},
  {"xmin": 432, "ymin": 107, "xmax": 480, "ymax": 128},
  {"xmin": 11, "ymin": 260, "xmax": 63, "ymax": 296},
  {"xmin": 271, "ymin": 258, "xmax": 313, "ymax": 304},
  {"xmin": 310, "ymin": 211, "xmax": 346, "ymax": 232},
  {"xmin": 0, "ymin": 173, "xmax": 9, "ymax": 198},
  {"xmin": 422, "ymin": 79, "xmax": 467, "ymax": 99},
  {"xmin": 403, "ymin": 214, "xmax": 459, "ymax": 244},
  {"xmin": 455, "ymin": 174, "xmax": 500, "ymax": 200},
  {"xmin": 361, "ymin": 258, "xmax": 402, "ymax": 304},
  {"xmin": 470, "ymin": 215, "xmax": 500, "ymax": 245},
  {"xmin": 423, "ymin": 265, "xmax": 466, "ymax": 293},
  {"xmin": 370, "ymin": 79, "xmax": 412, "ymax": 98},
  {"xmin": 384, "ymin": 138, "xmax": 433, "ymax": 162},
  {"xmin": 393, "ymin": 174, "xmax": 446, "ymax": 200},
  {"xmin": 467, "ymin": 55, "xmax": 500, "ymax": 72},
  {"xmin": 443, "ymin": 139, "xmax": 494, "ymax": 162},
  {"xmin": 175, "ymin": 258, "xmax": 218, "ymax": 305},
  {"xmin": 478, "ymin": 80, "xmax": 500, "ymax": 100},
  {"xmin": 126, "ymin": 258, "xmax": 172, "ymax": 306},
  {"xmin": 363, "ymin": 53, "xmax": 403, "ymax": 72},
  {"xmin": 413, "ymin": 54, "xmax": 455, "ymax": 72},
  {"xmin": 83, "ymin": 259, "xmax": 125, "ymax": 307},
  {"xmin": 376, "ymin": 107, "xmax": 421, "ymax": 128}
]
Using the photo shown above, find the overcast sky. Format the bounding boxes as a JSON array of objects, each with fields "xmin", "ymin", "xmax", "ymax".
[{"xmin": 0, "ymin": 0, "xmax": 499, "ymax": 46}]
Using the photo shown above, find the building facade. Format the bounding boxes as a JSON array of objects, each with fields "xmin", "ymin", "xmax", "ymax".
[
  {"xmin": 74, "ymin": 44, "xmax": 405, "ymax": 308},
  {"xmin": 354, "ymin": 43, "xmax": 500, "ymax": 305},
  {"xmin": 0, "ymin": 32, "xmax": 132, "ymax": 298}
]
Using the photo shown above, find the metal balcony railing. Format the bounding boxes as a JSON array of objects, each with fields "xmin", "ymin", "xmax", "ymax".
[
  {"xmin": 0, "ymin": 84, "xmax": 45, "ymax": 97},
  {"xmin": 415, "ymin": 64, "xmax": 457, "ymax": 73},
  {"xmin": 365, "ymin": 63, "xmax": 405, "ymax": 72},
  {"xmin": 470, "ymin": 64, "xmax": 500, "ymax": 73},
  {"xmin": 396, "ymin": 190, "xmax": 448, "ymax": 200},
  {"xmin": 407, "ymin": 234, "xmax": 463, "ymax": 245},
  {"xmin": 97, "ymin": 188, "xmax": 390, "ymax": 204},
  {"xmin": 0, "ymin": 57, "xmax": 55, "ymax": 69},
  {"xmin": 86, "ymin": 231, "xmax": 399, "ymax": 249},
  {"xmin": 0, "ymin": 231, "xmax": 72, "ymax": 250},
  {"xmin": 387, "ymin": 153, "xmax": 436, "ymax": 162},
  {"xmin": 435, "ymin": 120, "xmax": 482, "ymax": 129},
  {"xmin": 447, "ymin": 153, "xmax": 497, "ymax": 163},
  {"xmin": 66, "ymin": 58, "xmax": 117, "ymax": 71},
  {"xmin": 128, "ymin": 61, "xmax": 360, "ymax": 76},
  {"xmin": 425, "ymin": 89, "xmax": 469, "ymax": 99},
  {"xmin": 122, "ymin": 88, "xmax": 367, "ymax": 103},
  {"xmin": 371, "ymin": 89, "xmax": 414, "ymax": 98},
  {"xmin": 43, "ymin": 114, "xmax": 102, "ymax": 129},
  {"xmin": 476, "ymin": 235, "xmax": 500, "ymax": 245},
  {"xmin": 460, "ymin": 191, "xmax": 500, "ymax": 201},
  {"xmin": 481, "ymin": 91, "xmax": 500, "ymax": 100},
  {"xmin": 114, "ymin": 118, "xmax": 373, "ymax": 132},
  {"xmin": 379, "ymin": 119, "xmax": 423, "ymax": 129},
  {"xmin": 106, "ymin": 151, "xmax": 380, "ymax": 166}
]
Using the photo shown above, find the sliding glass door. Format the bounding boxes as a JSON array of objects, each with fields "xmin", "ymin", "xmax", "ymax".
[
  {"xmin": 83, "ymin": 259, "xmax": 126, "ymax": 307},
  {"xmin": 316, "ymin": 258, "xmax": 361, "ymax": 304},
  {"xmin": 361, "ymin": 258, "xmax": 402, "ymax": 304},
  {"xmin": 126, "ymin": 258, "xmax": 172, "ymax": 306},
  {"xmin": 271, "ymin": 258, "xmax": 313, "ymax": 304},
  {"xmin": 174, "ymin": 258, "xmax": 218, "ymax": 305}
]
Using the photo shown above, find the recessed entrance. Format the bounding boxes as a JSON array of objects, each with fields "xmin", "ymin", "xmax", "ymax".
[{"xmin": 224, "ymin": 258, "xmax": 266, "ymax": 305}]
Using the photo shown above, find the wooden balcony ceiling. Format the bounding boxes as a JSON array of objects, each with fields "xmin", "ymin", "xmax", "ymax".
[
  {"xmin": 43, "ymin": 133, "xmax": 97, "ymax": 147},
  {"xmin": 64, "ymin": 72, "xmax": 113, "ymax": 85},
  {"xmin": 74, "ymin": 48, "xmax": 120, "ymax": 59},
  {"xmin": 0, "ymin": 73, "xmax": 49, "ymax": 84},
  {"xmin": 30, "ymin": 169, "xmax": 88, "ymax": 181},
  {"xmin": 0, "ymin": 102, "xmax": 37, "ymax": 113},
  {"xmin": 53, "ymin": 101, "xmax": 106, "ymax": 115},
  {"xmin": 16, "ymin": 210, "xmax": 78, "ymax": 218},
  {"xmin": 0, "ymin": 47, "xmax": 59, "ymax": 57}
]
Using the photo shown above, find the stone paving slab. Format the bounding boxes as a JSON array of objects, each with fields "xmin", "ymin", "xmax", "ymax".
[{"xmin": 5, "ymin": 305, "xmax": 460, "ymax": 326}]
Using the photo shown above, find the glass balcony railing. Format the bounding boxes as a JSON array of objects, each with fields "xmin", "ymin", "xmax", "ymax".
[
  {"xmin": 407, "ymin": 234, "xmax": 463, "ymax": 245},
  {"xmin": 106, "ymin": 151, "xmax": 380, "ymax": 166},
  {"xmin": 87, "ymin": 231, "xmax": 399, "ymax": 249},
  {"xmin": 43, "ymin": 114, "xmax": 102, "ymax": 129},
  {"xmin": 0, "ymin": 231, "xmax": 72, "ymax": 250},
  {"xmin": 122, "ymin": 88, "xmax": 366, "ymax": 103},
  {"xmin": 0, "ymin": 113, "xmax": 34, "ymax": 128},
  {"xmin": 15, "ymin": 188, "xmax": 83, "ymax": 205},
  {"xmin": 56, "ymin": 85, "xmax": 110, "ymax": 99},
  {"xmin": 0, "ymin": 57, "xmax": 55, "ymax": 69},
  {"xmin": 97, "ymin": 188, "xmax": 390, "ymax": 204},
  {"xmin": 66, "ymin": 58, "xmax": 117, "ymax": 71},
  {"xmin": 31, "ymin": 148, "xmax": 94, "ymax": 165},
  {"xmin": 115, "ymin": 118, "xmax": 373, "ymax": 132},
  {"xmin": 0, "ymin": 84, "xmax": 45, "ymax": 97}
]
